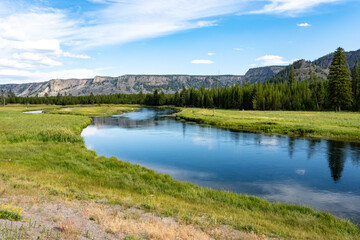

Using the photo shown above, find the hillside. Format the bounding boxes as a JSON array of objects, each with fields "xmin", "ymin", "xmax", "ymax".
[
  {"xmin": 313, "ymin": 49, "xmax": 360, "ymax": 69},
  {"xmin": 269, "ymin": 49, "xmax": 360, "ymax": 83},
  {"xmin": 268, "ymin": 60, "xmax": 329, "ymax": 83}
]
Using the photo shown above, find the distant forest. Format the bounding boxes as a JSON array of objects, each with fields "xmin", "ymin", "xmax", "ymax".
[{"xmin": 2, "ymin": 48, "xmax": 360, "ymax": 111}]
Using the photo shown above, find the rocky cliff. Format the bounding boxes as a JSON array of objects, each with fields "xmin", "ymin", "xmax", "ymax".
[{"xmin": 0, "ymin": 75, "xmax": 245, "ymax": 97}]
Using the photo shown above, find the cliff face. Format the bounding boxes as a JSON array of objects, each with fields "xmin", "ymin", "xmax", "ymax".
[
  {"xmin": 243, "ymin": 66, "xmax": 286, "ymax": 84},
  {"xmin": 0, "ymin": 75, "xmax": 244, "ymax": 97}
]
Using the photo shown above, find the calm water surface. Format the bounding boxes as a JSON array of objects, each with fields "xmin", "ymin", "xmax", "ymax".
[{"xmin": 82, "ymin": 108, "xmax": 360, "ymax": 224}]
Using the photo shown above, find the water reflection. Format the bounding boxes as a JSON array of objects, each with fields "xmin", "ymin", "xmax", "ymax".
[
  {"xmin": 327, "ymin": 141, "xmax": 346, "ymax": 182},
  {"xmin": 83, "ymin": 108, "xmax": 360, "ymax": 223}
]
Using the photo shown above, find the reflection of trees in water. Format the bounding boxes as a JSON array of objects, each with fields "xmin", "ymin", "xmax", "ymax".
[
  {"xmin": 288, "ymin": 137, "xmax": 295, "ymax": 159},
  {"xmin": 307, "ymin": 139, "xmax": 321, "ymax": 159},
  {"xmin": 182, "ymin": 121, "xmax": 186, "ymax": 138},
  {"xmin": 91, "ymin": 108, "xmax": 174, "ymax": 129},
  {"xmin": 92, "ymin": 116, "xmax": 158, "ymax": 129},
  {"xmin": 349, "ymin": 142, "xmax": 360, "ymax": 166},
  {"xmin": 327, "ymin": 141, "xmax": 346, "ymax": 182}
]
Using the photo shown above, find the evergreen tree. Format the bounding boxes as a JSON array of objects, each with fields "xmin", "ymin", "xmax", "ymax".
[
  {"xmin": 1, "ymin": 90, "xmax": 5, "ymax": 107},
  {"xmin": 180, "ymin": 84, "xmax": 186, "ymax": 106},
  {"xmin": 328, "ymin": 47, "xmax": 353, "ymax": 111},
  {"xmin": 89, "ymin": 92, "xmax": 95, "ymax": 105},
  {"xmin": 351, "ymin": 59, "xmax": 360, "ymax": 109}
]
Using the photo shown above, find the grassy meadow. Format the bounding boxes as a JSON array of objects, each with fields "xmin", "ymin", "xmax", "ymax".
[
  {"xmin": 176, "ymin": 108, "xmax": 360, "ymax": 142},
  {"xmin": 0, "ymin": 105, "xmax": 359, "ymax": 239}
]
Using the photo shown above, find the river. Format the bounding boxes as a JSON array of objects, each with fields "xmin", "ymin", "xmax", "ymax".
[{"xmin": 81, "ymin": 108, "xmax": 360, "ymax": 224}]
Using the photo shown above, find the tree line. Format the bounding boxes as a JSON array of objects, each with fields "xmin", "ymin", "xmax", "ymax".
[{"xmin": 1, "ymin": 47, "xmax": 359, "ymax": 111}]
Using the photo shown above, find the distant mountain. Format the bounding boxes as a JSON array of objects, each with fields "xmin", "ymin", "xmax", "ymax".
[
  {"xmin": 0, "ymin": 75, "xmax": 244, "ymax": 97},
  {"xmin": 242, "ymin": 66, "xmax": 286, "ymax": 84},
  {"xmin": 268, "ymin": 60, "xmax": 329, "ymax": 83},
  {"xmin": 269, "ymin": 49, "xmax": 360, "ymax": 83},
  {"xmin": 313, "ymin": 49, "xmax": 360, "ymax": 69},
  {"xmin": 0, "ymin": 48, "xmax": 359, "ymax": 96}
]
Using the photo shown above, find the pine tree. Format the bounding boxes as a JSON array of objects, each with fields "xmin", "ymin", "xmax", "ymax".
[
  {"xmin": 351, "ymin": 59, "xmax": 360, "ymax": 109},
  {"xmin": 1, "ymin": 90, "xmax": 5, "ymax": 107},
  {"xmin": 328, "ymin": 47, "xmax": 352, "ymax": 111}
]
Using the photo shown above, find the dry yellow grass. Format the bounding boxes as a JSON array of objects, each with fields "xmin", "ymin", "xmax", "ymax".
[
  {"xmin": 85, "ymin": 204, "xmax": 212, "ymax": 240},
  {"xmin": 59, "ymin": 220, "xmax": 80, "ymax": 240},
  {"xmin": 83, "ymin": 203, "xmax": 270, "ymax": 240}
]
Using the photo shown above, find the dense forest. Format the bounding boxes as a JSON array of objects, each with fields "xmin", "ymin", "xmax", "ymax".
[{"xmin": 1, "ymin": 48, "xmax": 360, "ymax": 111}]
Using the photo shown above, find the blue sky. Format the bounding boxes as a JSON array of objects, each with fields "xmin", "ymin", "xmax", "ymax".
[{"xmin": 0, "ymin": 0, "xmax": 359, "ymax": 83}]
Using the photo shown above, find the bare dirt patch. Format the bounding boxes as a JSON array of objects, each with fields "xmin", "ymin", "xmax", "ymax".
[{"xmin": 0, "ymin": 195, "xmax": 275, "ymax": 240}]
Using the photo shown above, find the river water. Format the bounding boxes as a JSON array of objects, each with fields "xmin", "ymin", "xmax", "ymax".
[{"xmin": 81, "ymin": 108, "xmax": 360, "ymax": 224}]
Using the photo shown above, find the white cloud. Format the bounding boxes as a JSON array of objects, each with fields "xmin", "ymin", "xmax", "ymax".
[
  {"xmin": 249, "ymin": 0, "xmax": 339, "ymax": 15},
  {"xmin": 208, "ymin": 52, "xmax": 215, "ymax": 56},
  {"xmin": 255, "ymin": 55, "xmax": 295, "ymax": 66},
  {"xmin": 12, "ymin": 52, "xmax": 62, "ymax": 67},
  {"xmin": 296, "ymin": 169, "xmax": 306, "ymax": 175},
  {"xmin": 0, "ymin": 58, "xmax": 34, "ymax": 69},
  {"xmin": 0, "ymin": 8, "xmax": 92, "ymax": 83},
  {"xmin": 0, "ymin": 68, "xmax": 98, "ymax": 83},
  {"xmin": 297, "ymin": 22, "xmax": 311, "ymax": 27},
  {"xmin": 234, "ymin": 48, "xmax": 243, "ymax": 51},
  {"xmin": 63, "ymin": 52, "xmax": 91, "ymax": 59},
  {"xmin": 191, "ymin": 59, "xmax": 214, "ymax": 64}
]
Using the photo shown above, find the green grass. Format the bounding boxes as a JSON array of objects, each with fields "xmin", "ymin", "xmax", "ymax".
[
  {"xmin": 43, "ymin": 105, "xmax": 137, "ymax": 117},
  {"xmin": 0, "ymin": 105, "xmax": 359, "ymax": 239},
  {"xmin": 176, "ymin": 108, "xmax": 360, "ymax": 141}
]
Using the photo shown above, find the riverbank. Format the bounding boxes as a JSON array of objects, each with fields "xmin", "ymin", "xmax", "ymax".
[
  {"xmin": 1, "ymin": 105, "xmax": 359, "ymax": 239},
  {"xmin": 175, "ymin": 108, "xmax": 360, "ymax": 142},
  {"xmin": 43, "ymin": 104, "xmax": 138, "ymax": 116}
]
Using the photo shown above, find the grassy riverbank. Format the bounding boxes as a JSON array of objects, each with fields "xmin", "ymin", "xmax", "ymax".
[
  {"xmin": 43, "ymin": 104, "xmax": 137, "ymax": 116},
  {"xmin": 176, "ymin": 108, "xmax": 360, "ymax": 142},
  {"xmin": 0, "ymin": 105, "xmax": 359, "ymax": 239}
]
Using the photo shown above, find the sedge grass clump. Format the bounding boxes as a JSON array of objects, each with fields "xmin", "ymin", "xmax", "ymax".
[
  {"xmin": 0, "ymin": 204, "xmax": 22, "ymax": 221},
  {"xmin": 37, "ymin": 128, "xmax": 83, "ymax": 143}
]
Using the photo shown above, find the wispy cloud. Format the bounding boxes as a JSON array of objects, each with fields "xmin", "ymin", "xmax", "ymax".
[
  {"xmin": 249, "ymin": 0, "xmax": 339, "ymax": 15},
  {"xmin": 0, "ymin": 8, "xmax": 89, "ymax": 81},
  {"xmin": 255, "ymin": 55, "xmax": 296, "ymax": 66},
  {"xmin": 208, "ymin": 52, "xmax": 215, "ymax": 56},
  {"xmin": 234, "ymin": 47, "xmax": 243, "ymax": 51},
  {"xmin": 191, "ymin": 59, "xmax": 214, "ymax": 64},
  {"xmin": 75, "ymin": 0, "xmax": 244, "ymax": 48},
  {"xmin": 297, "ymin": 22, "xmax": 311, "ymax": 27},
  {"xmin": 63, "ymin": 52, "xmax": 91, "ymax": 59},
  {"xmin": 0, "ymin": 68, "xmax": 99, "ymax": 83}
]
